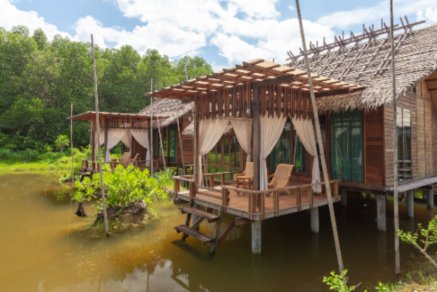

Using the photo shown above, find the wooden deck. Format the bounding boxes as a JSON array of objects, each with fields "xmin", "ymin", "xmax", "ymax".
[{"xmin": 174, "ymin": 176, "xmax": 340, "ymax": 220}]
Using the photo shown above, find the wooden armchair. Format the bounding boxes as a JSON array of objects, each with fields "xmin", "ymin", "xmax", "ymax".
[
  {"xmin": 268, "ymin": 164, "xmax": 294, "ymax": 189},
  {"xmin": 234, "ymin": 161, "xmax": 254, "ymax": 189}
]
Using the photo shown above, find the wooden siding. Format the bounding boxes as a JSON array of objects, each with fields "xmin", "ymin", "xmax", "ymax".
[
  {"xmin": 365, "ymin": 108, "xmax": 385, "ymax": 187},
  {"xmin": 416, "ymin": 81, "xmax": 433, "ymax": 178},
  {"xmin": 384, "ymin": 90, "xmax": 416, "ymax": 188}
]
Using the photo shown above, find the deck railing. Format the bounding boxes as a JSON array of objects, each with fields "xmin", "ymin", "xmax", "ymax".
[{"xmin": 173, "ymin": 174, "xmax": 340, "ymax": 219}]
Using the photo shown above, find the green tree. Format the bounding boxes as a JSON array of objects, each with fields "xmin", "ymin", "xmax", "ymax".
[{"xmin": 55, "ymin": 134, "xmax": 69, "ymax": 152}]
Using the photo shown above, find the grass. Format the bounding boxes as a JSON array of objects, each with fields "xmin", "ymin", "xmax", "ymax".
[{"xmin": 0, "ymin": 161, "xmax": 70, "ymax": 174}]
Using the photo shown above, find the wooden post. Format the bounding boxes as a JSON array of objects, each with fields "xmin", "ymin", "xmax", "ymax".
[
  {"xmin": 389, "ymin": 0, "xmax": 400, "ymax": 275},
  {"xmin": 377, "ymin": 194, "xmax": 387, "ymax": 232},
  {"xmin": 295, "ymin": 0, "xmax": 344, "ymax": 272},
  {"xmin": 426, "ymin": 188, "xmax": 434, "ymax": 210},
  {"xmin": 176, "ymin": 117, "xmax": 186, "ymax": 175},
  {"xmin": 156, "ymin": 116, "xmax": 167, "ymax": 169},
  {"xmin": 90, "ymin": 121, "xmax": 95, "ymax": 166},
  {"xmin": 341, "ymin": 189, "xmax": 347, "ymax": 207},
  {"xmin": 310, "ymin": 207, "xmax": 319, "ymax": 233},
  {"xmin": 150, "ymin": 79, "xmax": 154, "ymax": 173},
  {"xmin": 251, "ymin": 220, "xmax": 262, "ymax": 254},
  {"xmin": 104, "ymin": 119, "xmax": 109, "ymax": 163},
  {"xmin": 252, "ymin": 87, "xmax": 261, "ymax": 216},
  {"xmin": 70, "ymin": 103, "xmax": 74, "ymax": 183},
  {"xmin": 406, "ymin": 190, "xmax": 414, "ymax": 219},
  {"xmin": 193, "ymin": 97, "xmax": 200, "ymax": 185},
  {"xmin": 91, "ymin": 34, "xmax": 110, "ymax": 236}
]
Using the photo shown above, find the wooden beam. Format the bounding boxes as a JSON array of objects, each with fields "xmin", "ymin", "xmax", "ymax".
[{"xmin": 252, "ymin": 74, "xmax": 296, "ymax": 88}]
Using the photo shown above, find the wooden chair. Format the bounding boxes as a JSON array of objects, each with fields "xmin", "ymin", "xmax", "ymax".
[
  {"xmin": 234, "ymin": 161, "xmax": 254, "ymax": 189},
  {"xmin": 268, "ymin": 164, "xmax": 294, "ymax": 189},
  {"xmin": 129, "ymin": 153, "xmax": 140, "ymax": 166}
]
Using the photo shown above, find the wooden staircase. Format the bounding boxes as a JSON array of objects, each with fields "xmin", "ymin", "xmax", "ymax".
[{"xmin": 175, "ymin": 206, "xmax": 222, "ymax": 256}]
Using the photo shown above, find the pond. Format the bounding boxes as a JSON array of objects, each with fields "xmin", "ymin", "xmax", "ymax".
[{"xmin": 0, "ymin": 174, "xmax": 434, "ymax": 291}]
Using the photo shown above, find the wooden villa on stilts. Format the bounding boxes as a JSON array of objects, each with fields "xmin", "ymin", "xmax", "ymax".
[
  {"xmin": 70, "ymin": 111, "xmax": 152, "ymax": 170},
  {"xmin": 288, "ymin": 20, "xmax": 437, "ymax": 231},
  {"xmin": 149, "ymin": 59, "xmax": 363, "ymax": 254},
  {"xmin": 71, "ymin": 99, "xmax": 195, "ymax": 173}
]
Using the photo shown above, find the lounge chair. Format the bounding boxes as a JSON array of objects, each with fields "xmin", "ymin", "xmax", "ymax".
[
  {"xmin": 268, "ymin": 164, "xmax": 294, "ymax": 189},
  {"xmin": 234, "ymin": 161, "xmax": 254, "ymax": 189}
]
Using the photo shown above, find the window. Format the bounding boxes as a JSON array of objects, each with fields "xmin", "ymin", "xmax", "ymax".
[
  {"xmin": 330, "ymin": 110, "xmax": 364, "ymax": 182},
  {"xmin": 294, "ymin": 134, "xmax": 305, "ymax": 173},
  {"xmin": 269, "ymin": 121, "xmax": 292, "ymax": 173},
  {"xmin": 168, "ymin": 126, "xmax": 177, "ymax": 163},
  {"xmin": 397, "ymin": 107, "xmax": 411, "ymax": 181}
]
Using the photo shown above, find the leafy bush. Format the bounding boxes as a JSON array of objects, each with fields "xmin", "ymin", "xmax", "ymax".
[
  {"xmin": 0, "ymin": 147, "xmax": 40, "ymax": 162},
  {"xmin": 73, "ymin": 165, "xmax": 168, "ymax": 209},
  {"xmin": 323, "ymin": 270, "xmax": 356, "ymax": 292},
  {"xmin": 398, "ymin": 215, "xmax": 437, "ymax": 268}
]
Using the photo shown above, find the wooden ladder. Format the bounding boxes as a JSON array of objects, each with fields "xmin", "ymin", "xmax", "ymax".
[{"xmin": 175, "ymin": 206, "xmax": 222, "ymax": 256}]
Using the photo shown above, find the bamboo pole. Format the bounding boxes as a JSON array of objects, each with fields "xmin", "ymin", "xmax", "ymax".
[
  {"xmin": 70, "ymin": 103, "xmax": 74, "ymax": 184},
  {"xmin": 156, "ymin": 116, "xmax": 167, "ymax": 169},
  {"xmin": 294, "ymin": 0, "xmax": 344, "ymax": 272},
  {"xmin": 91, "ymin": 34, "xmax": 110, "ymax": 236},
  {"xmin": 389, "ymin": 0, "xmax": 401, "ymax": 275},
  {"xmin": 150, "ymin": 78, "xmax": 154, "ymax": 173}
]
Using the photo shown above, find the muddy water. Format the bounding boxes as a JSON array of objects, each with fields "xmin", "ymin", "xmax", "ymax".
[{"xmin": 0, "ymin": 174, "xmax": 434, "ymax": 292}]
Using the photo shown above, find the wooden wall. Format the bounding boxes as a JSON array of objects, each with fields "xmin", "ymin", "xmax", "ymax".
[
  {"xmin": 365, "ymin": 108, "xmax": 385, "ymax": 187},
  {"xmin": 416, "ymin": 81, "xmax": 434, "ymax": 178},
  {"xmin": 177, "ymin": 113, "xmax": 194, "ymax": 165},
  {"xmin": 383, "ymin": 90, "xmax": 416, "ymax": 188}
]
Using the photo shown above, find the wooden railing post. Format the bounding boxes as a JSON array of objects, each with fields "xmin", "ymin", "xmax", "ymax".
[{"xmin": 174, "ymin": 178, "xmax": 180, "ymax": 195}]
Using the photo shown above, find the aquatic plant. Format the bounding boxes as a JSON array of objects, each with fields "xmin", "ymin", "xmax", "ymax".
[
  {"xmin": 323, "ymin": 270, "xmax": 357, "ymax": 292},
  {"xmin": 73, "ymin": 164, "xmax": 168, "ymax": 209},
  {"xmin": 397, "ymin": 215, "xmax": 437, "ymax": 269}
]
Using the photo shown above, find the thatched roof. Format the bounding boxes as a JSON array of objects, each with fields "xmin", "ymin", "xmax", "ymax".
[
  {"xmin": 289, "ymin": 24, "xmax": 437, "ymax": 111},
  {"xmin": 139, "ymin": 98, "xmax": 193, "ymax": 128}
]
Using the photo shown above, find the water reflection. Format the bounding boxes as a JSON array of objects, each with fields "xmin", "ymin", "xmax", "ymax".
[{"xmin": 0, "ymin": 174, "xmax": 432, "ymax": 292}]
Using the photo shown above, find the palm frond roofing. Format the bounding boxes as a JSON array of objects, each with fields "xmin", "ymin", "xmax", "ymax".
[{"xmin": 288, "ymin": 24, "xmax": 437, "ymax": 111}]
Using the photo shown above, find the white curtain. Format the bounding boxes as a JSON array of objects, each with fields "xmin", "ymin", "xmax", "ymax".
[
  {"xmin": 105, "ymin": 129, "xmax": 129, "ymax": 162},
  {"xmin": 230, "ymin": 118, "xmax": 253, "ymax": 162},
  {"xmin": 197, "ymin": 118, "xmax": 230, "ymax": 184},
  {"xmin": 260, "ymin": 114, "xmax": 287, "ymax": 190},
  {"xmin": 292, "ymin": 118, "xmax": 322, "ymax": 193},
  {"xmin": 130, "ymin": 130, "xmax": 149, "ymax": 149},
  {"xmin": 130, "ymin": 129, "xmax": 149, "ymax": 162}
]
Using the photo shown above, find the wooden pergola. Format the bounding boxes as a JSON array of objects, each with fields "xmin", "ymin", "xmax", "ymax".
[
  {"xmin": 71, "ymin": 111, "xmax": 152, "ymax": 167},
  {"xmin": 150, "ymin": 59, "xmax": 363, "ymax": 255}
]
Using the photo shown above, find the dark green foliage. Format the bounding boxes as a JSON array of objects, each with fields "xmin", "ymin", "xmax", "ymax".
[{"xmin": 0, "ymin": 26, "xmax": 213, "ymax": 157}]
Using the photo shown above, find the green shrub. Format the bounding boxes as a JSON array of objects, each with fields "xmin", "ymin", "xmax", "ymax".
[
  {"xmin": 73, "ymin": 165, "xmax": 168, "ymax": 209},
  {"xmin": 323, "ymin": 270, "xmax": 356, "ymax": 292}
]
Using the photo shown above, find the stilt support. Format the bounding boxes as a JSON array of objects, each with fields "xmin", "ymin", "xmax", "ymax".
[
  {"xmin": 377, "ymin": 194, "xmax": 386, "ymax": 232},
  {"xmin": 310, "ymin": 207, "xmax": 319, "ymax": 233},
  {"xmin": 426, "ymin": 188, "xmax": 434, "ymax": 210},
  {"xmin": 251, "ymin": 221, "xmax": 262, "ymax": 254},
  {"xmin": 406, "ymin": 190, "xmax": 414, "ymax": 219},
  {"xmin": 341, "ymin": 189, "xmax": 347, "ymax": 206}
]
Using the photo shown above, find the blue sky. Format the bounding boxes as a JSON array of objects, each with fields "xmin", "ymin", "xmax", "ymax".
[{"xmin": 2, "ymin": 0, "xmax": 437, "ymax": 69}]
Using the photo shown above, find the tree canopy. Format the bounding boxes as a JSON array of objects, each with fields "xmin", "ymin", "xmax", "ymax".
[{"xmin": 0, "ymin": 26, "xmax": 213, "ymax": 151}]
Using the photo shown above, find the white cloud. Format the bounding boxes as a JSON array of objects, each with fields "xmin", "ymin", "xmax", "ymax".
[
  {"xmin": 1, "ymin": 0, "xmax": 437, "ymax": 68},
  {"xmin": 417, "ymin": 7, "xmax": 437, "ymax": 24},
  {"xmin": 210, "ymin": 33, "xmax": 272, "ymax": 63},
  {"xmin": 0, "ymin": 0, "xmax": 69, "ymax": 39},
  {"xmin": 74, "ymin": 16, "xmax": 206, "ymax": 57},
  {"xmin": 317, "ymin": 0, "xmax": 437, "ymax": 30}
]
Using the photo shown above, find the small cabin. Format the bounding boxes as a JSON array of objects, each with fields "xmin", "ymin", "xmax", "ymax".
[{"xmin": 288, "ymin": 23, "xmax": 437, "ymax": 197}]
